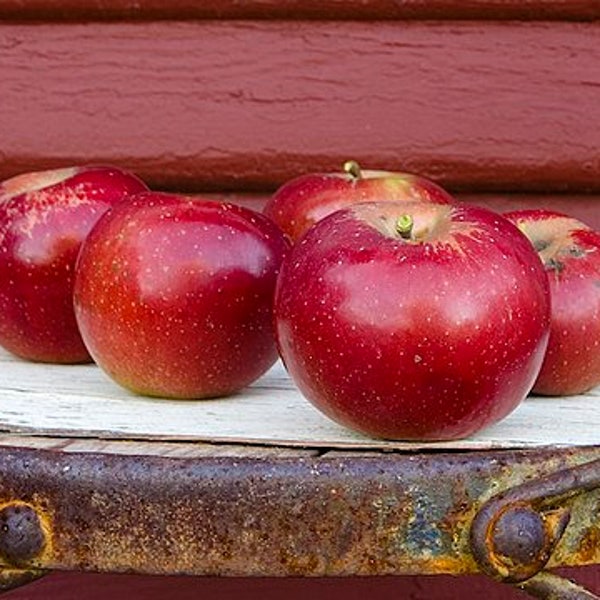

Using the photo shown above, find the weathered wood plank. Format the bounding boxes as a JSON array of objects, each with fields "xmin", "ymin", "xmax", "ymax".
[
  {"xmin": 0, "ymin": 0, "xmax": 598, "ymax": 21},
  {"xmin": 1, "ymin": 21, "xmax": 599, "ymax": 192},
  {"xmin": 0, "ymin": 348, "xmax": 599, "ymax": 450},
  {"xmin": 0, "ymin": 434, "xmax": 319, "ymax": 458}
]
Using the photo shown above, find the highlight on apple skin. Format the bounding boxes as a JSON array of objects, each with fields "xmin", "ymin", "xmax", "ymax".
[
  {"xmin": 274, "ymin": 201, "xmax": 551, "ymax": 441},
  {"xmin": 74, "ymin": 191, "xmax": 290, "ymax": 399},
  {"xmin": 263, "ymin": 161, "xmax": 455, "ymax": 243},
  {"xmin": 0, "ymin": 165, "xmax": 148, "ymax": 363},
  {"xmin": 505, "ymin": 209, "xmax": 600, "ymax": 396}
]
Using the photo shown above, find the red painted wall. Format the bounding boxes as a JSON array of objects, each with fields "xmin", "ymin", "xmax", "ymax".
[
  {"xmin": 4, "ymin": 569, "xmax": 600, "ymax": 599},
  {"xmin": 2, "ymin": 21, "xmax": 599, "ymax": 193},
  {"xmin": 1, "ymin": 0, "xmax": 598, "ymax": 21}
]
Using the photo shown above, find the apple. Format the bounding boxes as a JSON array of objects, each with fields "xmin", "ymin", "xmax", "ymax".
[
  {"xmin": 0, "ymin": 165, "xmax": 148, "ymax": 363},
  {"xmin": 504, "ymin": 209, "xmax": 600, "ymax": 395},
  {"xmin": 274, "ymin": 202, "xmax": 551, "ymax": 441},
  {"xmin": 263, "ymin": 161, "xmax": 454, "ymax": 243},
  {"xmin": 73, "ymin": 191, "xmax": 289, "ymax": 399}
]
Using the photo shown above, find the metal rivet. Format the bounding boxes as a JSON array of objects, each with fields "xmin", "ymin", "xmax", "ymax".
[
  {"xmin": 0, "ymin": 504, "xmax": 46, "ymax": 566},
  {"xmin": 490, "ymin": 505, "xmax": 546, "ymax": 568}
]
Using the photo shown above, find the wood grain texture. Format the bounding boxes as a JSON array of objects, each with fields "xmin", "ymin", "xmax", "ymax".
[
  {"xmin": 1, "ymin": 21, "xmax": 599, "ymax": 192},
  {"xmin": 0, "ymin": 434, "xmax": 320, "ymax": 458},
  {"xmin": 1, "ymin": 348, "xmax": 599, "ymax": 450},
  {"xmin": 1, "ymin": 0, "xmax": 598, "ymax": 21}
]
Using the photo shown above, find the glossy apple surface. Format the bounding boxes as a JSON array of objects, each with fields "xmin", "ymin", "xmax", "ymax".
[
  {"xmin": 74, "ymin": 192, "xmax": 289, "ymax": 399},
  {"xmin": 263, "ymin": 161, "xmax": 454, "ymax": 243},
  {"xmin": 505, "ymin": 209, "xmax": 600, "ymax": 395},
  {"xmin": 0, "ymin": 165, "xmax": 148, "ymax": 363},
  {"xmin": 274, "ymin": 202, "xmax": 551, "ymax": 441}
]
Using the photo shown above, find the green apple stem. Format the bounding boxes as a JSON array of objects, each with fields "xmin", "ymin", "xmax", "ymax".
[
  {"xmin": 343, "ymin": 160, "xmax": 363, "ymax": 180},
  {"xmin": 396, "ymin": 214, "xmax": 414, "ymax": 240}
]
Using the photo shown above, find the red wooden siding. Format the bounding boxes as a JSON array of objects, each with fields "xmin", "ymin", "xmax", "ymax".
[
  {"xmin": 0, "ymin": 0, "xmax": 598, "ymax": 21},
  {"xmin": 4, "ymin": 568, "xmax": 600, "ymax": 599},
  {"xmin": 2, "ymin": 21, "xmax": 599, "ymax": 193},
  {"xmin": 219, "ymin": 193, "xmax": 600, "ymax": 233}
]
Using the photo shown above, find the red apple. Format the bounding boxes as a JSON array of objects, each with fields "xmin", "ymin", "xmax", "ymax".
[
  {"xmin": 263, "ymin": 161, "xmax": 454, "ymax": 243},
  {"xmin": 73, "ymin": 192, "xmax": 289, "ymax": 399},
  {"xmin": 274, "ymin": 202, "xmax": 551, "ymax": 441},
  {"xmin": 0, "ymin": 165, "xmax": 148, "ymax": 363},
  {"xmin": 505, "ymin": 209, "xmax": 600, "ymax": 395}
]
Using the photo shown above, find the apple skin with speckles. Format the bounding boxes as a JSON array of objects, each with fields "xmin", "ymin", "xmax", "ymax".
[
  {"xmin": 274, "ymin": 202, "xmax": 551, "ymax": 441},
  {"xmin": 263, "ymin": 161, "xmax": 454, "ymax": 243},
  {"xmin": 505, "ymin": 209, "xmax": 600, "ymax": 396},
  {"xmin": 73, "ymin": 192, "xmax": 289, "ymax": 399},
  {"xmin": 0, "ymin": 165, "xmax": 148, "ymax": 363}
]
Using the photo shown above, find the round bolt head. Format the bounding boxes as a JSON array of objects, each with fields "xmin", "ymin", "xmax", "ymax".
[
  {"xmin": 0, "ymin": 504, "xmax": 46, "ymax": 566},
  {"xmin": 491, "ymin": 505, "xmax": 546, "ymax": 566}
]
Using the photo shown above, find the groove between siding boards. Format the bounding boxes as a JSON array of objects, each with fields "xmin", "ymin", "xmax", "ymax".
[
  {"xmin": 207, "ymin": 194, "xmax": 600, "ymax": 233},
  {"xmin": 1, "ymin": 21, "xmax": 599, "ymax": 192},
  {"xmin": 0, "ymin": 0, "xmax": 598, "ymax": 22}
]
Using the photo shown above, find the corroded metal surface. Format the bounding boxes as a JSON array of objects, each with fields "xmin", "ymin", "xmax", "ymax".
[
  {"xmin": 471, "ymin": 456, "xmax": 600, "ymax": 583},
  {"xmin": 0, "ymin": 442, "xmax": 598, "ymax": 577},
  {"xmin": 0, "ymin": 567, "xmax": 45, "ymax": 592}
]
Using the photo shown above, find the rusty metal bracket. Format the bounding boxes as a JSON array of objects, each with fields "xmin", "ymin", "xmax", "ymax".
[
  {"xmin": 470, "ymin": 457, "xmax": 600, "ymax": 598},
  {"xmin": 0, "ymin": 440, "xmax": 599, "ymax": 595}
]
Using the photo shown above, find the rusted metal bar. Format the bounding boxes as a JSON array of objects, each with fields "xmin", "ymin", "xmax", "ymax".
[{"xmin": 0, "ymin": 442, "xmax": 598, "ymax": 578}]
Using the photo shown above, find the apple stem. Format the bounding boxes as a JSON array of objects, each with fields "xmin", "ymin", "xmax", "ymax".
[
  {"xmin": 546, "ymin": 257, "xmax": 565, "ymax": 274},
  {"xmin": 343, "ymin": 160, "xmax": 363, "ymax": 180},
  {"xmin": 533, "ymin": 239, "xmax": 550, "ymax": 252},
  {"xmin": 396, "ymin": 214, "xmax": 414, "ymax": 240}
]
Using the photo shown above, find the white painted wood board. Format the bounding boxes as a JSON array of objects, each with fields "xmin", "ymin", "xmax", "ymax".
[{"xmin": 0, "ymin": 348, "xmax": 598, "ymax": 451}]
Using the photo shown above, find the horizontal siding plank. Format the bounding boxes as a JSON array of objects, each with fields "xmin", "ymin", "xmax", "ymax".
[
  {"xmin": 1, "ymin": 21, "xmax": 599, "ymax": 192},
  {"xmin": 0, "ymin": 0, "xmax": 598, "ymax": 22},
  {"xmin": 212, "ymin": 193, "xmax": 600, "ymax": 232},
  {"xmin": 4, "ymin": 570, "xmax": 600, "ymax": 600}
]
